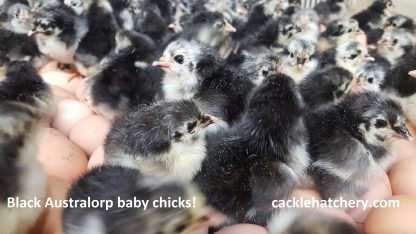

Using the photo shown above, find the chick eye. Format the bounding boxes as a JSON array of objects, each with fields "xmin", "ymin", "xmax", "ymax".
[
  {"xmin": 290, "ymin": 53, "xmax": 294, "ymax": 58},
  {"xmin": 350, "ymin": 54, "xmax": 358, "ymax": 59},
  {"xmin": 187, "ymin": 121, "xmax": 197, "ymax": 133},
  {"xmin": 174, "ymin": 55, "xmax": 184, "ymax": 64},
  {"xmin": 173, "ymin": 131, "xmax": 183, "ymax": 140},
  {"xmin": 348, "ymin": 29, "xmax": 352, "ymax": 33},
  {"xmin": 392, "ymin": 23, "xmax": 397, "ymax": 27},
  {"xmin": 375, "ymin": 119, "xmax": 388, "ymax": 128},
  {"xmin": 392, "ymin": 39, "xmax": 398, "ymax": 44},
  {"xmin": 262, "ymin": 70, "xmax": 269, "ymax": 76},
  {"xmin": 368, "ymin": 77, "xmax": 374, "ymax": 83}
]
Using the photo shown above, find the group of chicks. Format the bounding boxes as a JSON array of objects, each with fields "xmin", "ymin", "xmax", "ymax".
[{"xmin": 1, "ymin": 0, "xmax": 416, "ymax": 233}]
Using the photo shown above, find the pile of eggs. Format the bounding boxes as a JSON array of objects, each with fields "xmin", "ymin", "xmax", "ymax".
[{"xmin": 30, "ymin": 61, "xmax": 416, "ymax": 234}]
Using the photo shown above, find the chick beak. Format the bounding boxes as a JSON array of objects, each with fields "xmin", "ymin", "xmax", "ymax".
[
  {"xmin": 168, "ymin": 21, "xmax": 182, "ymax": 32},
  {"xmin": 378, "ymin": 38, "xmax": 389, "ymax": 47},
  {"xmin": 198, "ymin": 114, "xmax": 218, "ymax": 129},
  {"xmin": 27, "ymin": 30, "xmax": 38, "ymax": 36},
  {"xmin": 408, "ymin": 70, "xmax": 416, "ymax": 78},
  {"xmin": 152, "ymin": 56, "xmax": 172, "ymax": 70},
  {"xmin": 223, "ymin": 22, "xmax": 236, "ymax": 33},
  {"xmin": 194, "ymin": 207, "xmax": 226, "ymax": 230},
  {"xmin": 351, "ymin": 78, "xmax": 363, "ymax": 92},
  {"xmin": 362, "ymin": 54, "xmax": 375, "ymax": 63},
  {"xmin": 393, "ymin": 126, "xmax": 413, "ymax": 141}
]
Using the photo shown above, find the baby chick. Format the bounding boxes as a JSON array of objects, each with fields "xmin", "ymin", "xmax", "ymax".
[
  {"xmin": 240, "ymin": 53, "xmax": 282, "ymax": 86},
  {"xmin": 352, "ymin": 0, "xmax": 394, "ymax": 32},
  {"xmin": 154, "ymin": 39, "xmax": 253, "ymax": 124},
  {"xmin": 63, "ymin": 165, "xmax": 224, "ymax": 234},
  {"xmin": 66, "ymin": 0, "xmax": 118, "ymax": 76},
  {"xmin": 5, "ymin": 3, "xmax": 31, "ymax": 33},
  {"xmin": 0, "ymin": 101, "xmax": 46, "ymax": 234},
  {"xmin": 319, "ymin": 18, "xmax": 360, "ymax": 52},
  {"xmin": 0, "ymin": 61, "xmax": 53, "ymax": 116},
  {"xmin": 382, "ymin": 50, "xmax": 416, "ymax": 125},
  {"xmin": 321, "ymin": 40, "xmax": 375, "ymax": 74},
  {"xmin": 29, "ymin": 4, "xmax": 88, "ymax": 65},
  {"xmin": 308, "ymin": 92, "xmax": 411, "ymax": 202},
  {"xmin": 104, "ymin": 100, "xmax": 217, "ymax": 182},
  {"xmin": 194, "ymin": 73, "xmax": 309, "ymax": 225},
  {"xmin": 291, "ymin": 8, "xmax": 320, "ymax": 43},
  {"xmin": 353, "ymin": 63, "xmax": 386, "ymax": 92},
  {"xmin": 281, "ymin": 38, "xmax": 318, "ymax": 83},
  {"xmin": 299, "ymin": 66, "xmax": 353, "ymax": 109},
  {"xmin": 90, "ymin": 30, "xmax": 160, "ymax": 117},
  {"xmin": 376, "ymin": 28, "xmax": 415, "ymax": 67},
  {"xmin": 314, "ymin": 0, "xmax": 347, "ymax": 25}
]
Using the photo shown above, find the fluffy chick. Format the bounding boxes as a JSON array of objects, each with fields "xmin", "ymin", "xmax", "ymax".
[
  {"xmin": 291, "ymin": 8, "xmax": 320, "ymax": 43},
  {"xmin": 90, "ymin": 30, "xmax": 160, "ymax": 118},
  {"xmin": 281, "ymin": 38, "xmax": 318, "ymax": 83},
  {"xmin": 67, "ymin": 0, "xmax": 118, "ymax": 76},
  {"xmin": 240, "ymin": 53, "xmax": 282, "ymax": 86},
  {"xmin": 321, "ymin": 40, "xmax": 375, "ymax": 74},
  {"xmin": 314, "ymin": 0, "xmax": 347, "ymax": 25},
  {"xmin": 0, "ymin": 61, "xmax": 53, "ymax": 116},
  {"xmin": 299, "ymin": 66, "xmax": 353, "ymax": 109},
  {"xmin": 194, "ymin": 73, "xmax": 309, "ymax": 225},
  {"xmin": 307, "ymin": 92, "xmax": 411, "ymax": 202},
  {"xmin": 319, "ymin": 18, "xmax": 360, "ymax": 52},
  {"xmin": 376, "ymin": 28, "xmax": 415, "ymax": 67},
  {"xmin": 104, "ymin": 100, "xmax": 216, "ymax": 182},
  {"xmin": 63, "ymin": 165, "xmax": 223, "ymax": 234},
  {"xmin": 353, "ymin": 63, "xmax": 386, "ymax": 92},
  {"xmin": 154, "ymin": 39, "xmax": 253, "ymax": 124},
  {"xmin": 6, "ymin": 3, "xmax": 31, "ymax": 33},
  {"xmin": 382, "ymin": 50, "xmax": 416, "ymax": 125},
  {"xmin": 352, "ymin": 0, "xmax": 394, "ymax": 32},
  {"xmin": 29, "ymin": 4, "xmax": 88, "ymax": 64},
  {"xmin": 0, "ymin": 101, "xmax": 46, "ymax": 234}
]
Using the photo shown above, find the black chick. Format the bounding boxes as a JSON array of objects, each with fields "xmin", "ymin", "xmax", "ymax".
[
  {"xmin": 352, "ymin": 0, "xmax": 394, "ymax": 33},
  {"xmin": 68, "ymin": 0, "xmax": 118, "ymax": 76},
  {"xmin": 314, "ymin": 0, "xmax": 347, "ymax": 25},
  {"xmin": 384, "ymin": 14, "xmax": 415, "ymax": 33},
  {"xmin": 382, "ymin": 50, "xmax": 416, "ymax": 125},
  {"xmin": 0, "ymin": 101, "xmax": 46, "ymax": 234},
  {"xmin": 153, "ymin": 39, "xmax": 253, "ymax": 124},
  {"xmin": 104, "ymin": 100, "xmax": 217, "ymax": 182},
  {"xmin": 90, "ymin": 30, "xmax": 161, "ymax": 118},
  {"xmin": 307, "ymin": 92, "xmax": 411, "ymax": 202},
  {"xmin": 299, "ymin": 66, "xmax": 353, "ymax": 109},
  {"xmin": 194, "ymin": 73, "xmax": 310, "ymax": 226},
  {"xmin": 0, "ymin": 61, "xmax": 53, "ymax": 116},
  {"xmin": 63, "ymin": 165, "xmax": 224, "ymax": 234}
]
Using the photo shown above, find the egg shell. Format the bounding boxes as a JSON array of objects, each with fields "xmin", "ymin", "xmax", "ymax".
[
  {"xmin": 42, "ymin": 176, "xmax": 71, "ymax": 234},
  {"xmin": 389, "ymin": 157, "xmax": 416, "ymax": 197},
  {"xmin": 52, "ymin": 99, "xmax": 94, "ymax": 136},
  {"xmin": 37, "ymin": 128, "xmax": 88, "ymax": 183},
  {"xmin": 88, "ymin": 145, "xmax": 105, "ymax": 170},
  {"xmin": 50, "ymin": 85, "xmax": 76, "ymax": 101},
  {"xmin": 41, "ymin": 70, "xmax": 73, "ymax": 90},
  {"xmin": 364, "ymin": 195, "xmax": 416, "ymax": 234},
  {"xmin": 215, "ymin": 224, "xmax": 268, "ymax": 234},
  {"xmin": 70, "ymin": 115, "xmax": 111, "ymax": 156},
  {"xmin": 38, "ymin": 61, "xmax": 59, "ymax": 74},
  {"xmin": 394, "ymin": 124, "xmax": 416, "ymax": 163},
  {"xmin": 347, "ymin": 172, "xmax": 392, "ymax": 224}
]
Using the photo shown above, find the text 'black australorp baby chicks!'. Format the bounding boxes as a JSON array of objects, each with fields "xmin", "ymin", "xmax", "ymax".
[
  {"xmin": 63, "ymin": 165, "xmax": 225, "ymax": 234},
  {"xmin": 194, "ymin": 73, "xmax": 310, "ymax": 226},
  {"xmin": 0, "ymin": 101, "xmax": 46, "ymax": 234},
  {"xmin": 104, "ymin": 100, "xmax": 218, "ymax": 182},
  {"xmin": 307, "ymin": 92, "xmax": 412, "ymax": 202},
  {"xmin": 153, "ymin": 39, "xmax": 253, "ymax": 125}
]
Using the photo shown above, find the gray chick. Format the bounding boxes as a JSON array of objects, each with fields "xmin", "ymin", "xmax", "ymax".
[
  {"xmin": 104, "ymin": 100, "xmax": 217, "ymax": 182},
  {"xmin": 307, "ymin": 92, "xmax": 412, "ymax": 202},
  {"xmin": 6, "ymin": 3, "xmax": 32, "ymax": 33}
]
